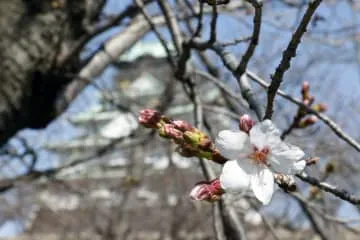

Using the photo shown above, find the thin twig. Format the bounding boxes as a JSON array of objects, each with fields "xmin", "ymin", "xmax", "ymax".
[
  {"xmin": 190, "ymin": 79, "xmax": 228, "ymax": 239},
  {"xmin": 209, "ymin": 5, "xmax": 218, "ymax": 44},
  {"xmin": 194, "ymin": 70, "xmax": 244, "ymax": 102},
  {"xmin": 248, "ymin": 201, "xmax": 282, "ymax": 240},
  {"xmin": 134, "ymin": 0, "xmax": 175, "ymax": 66},
  {"xmin": 296, "ymin": 172, "xmax": 360, "ymax": 205},
  {"xmin": 0, "ymin": 135, "xmax": 150, "ymax": 193},
  {"xmin": 57, "ymin": 0, "xmax": 155, "ymax": 66},
  {"xmin": 211, "ymin": 46, "xmax": 263, "ymax": 119},
  {"xmin": 247, "ymin": 70, "xmax": 360, "ymax": 152},
  {"xmin": 292, "ymin": 192, "xmax": 360, "ymax": 234},
  {"xmin": 264, "ymin": 0, "xmax": 322, "ymax": 120},
  {"xmin": 235, "ymin": 0, "xmax": 262, "ymax": 77},
  {"xmin": 58, "ymin": 1, "xmax": 244, "ymax": 114},
  {"xmin": 297, "ymin": 196, "xmax": 329, "ymax": 240},
  {"xmin": 218, "ymin": 36, "xmax": 252, "ymax": 47},
  {"xmin": 193, "ymin": 1, "xmax": 205, "ymax": 37},
  {"xmin": 157, "ymin": 0, "xmax": 183, "ymax": 54}
]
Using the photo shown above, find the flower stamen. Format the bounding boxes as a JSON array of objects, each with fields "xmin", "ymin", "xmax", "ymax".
[{"xmin": 249, "ymin": 146, "xmax": 270, "ymax": 166}]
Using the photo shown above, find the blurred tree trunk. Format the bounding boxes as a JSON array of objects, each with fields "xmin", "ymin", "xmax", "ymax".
[{"xmin": 0, "ymin": 0, "xmax": 105, "ymax": 146}]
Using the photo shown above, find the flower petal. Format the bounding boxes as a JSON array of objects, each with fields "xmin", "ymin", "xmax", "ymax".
[
  {"xmin": 269, "ymin": 142, "xmax": 305, "ymax": 174},
  {"xmin": 250, "ymin": 167, "xmax": 275, "ymax": 205},
  {"xmin": 250, "ymin": 120, "xmax": 281, "ymax": 149},
  {"xmin": 220, "ymin": 160, "xmax": 253, "ymax": 193},
  {"xmin": 215, "ymin": 130, "xmax": 252, "ymax": 159}
]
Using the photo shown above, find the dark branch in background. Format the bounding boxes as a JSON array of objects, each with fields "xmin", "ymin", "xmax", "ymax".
[
  {"xmin": 235, "ymin": 0, "xmax": 262, "ymax": 77},
  {"xmin": 0, "ymin": 134, "xmax": 150, "ymax": 193},
  {"xmin": 212, "ymin": 46, "xmax": 263, "ymax": 119},
  {"xmin": 58, "ymin": 0, "xmax": 155, "ymax": 67},
  {"xmin": 193, "ymin": 1, "xmax": 204, "ymax": 37},
  {"xmin": 173, "ymin": 3, "xmax": 249, "ymax": 238},
  {"xmin": 208, "ymin": 5, "xmax": 219, "ymax": 45},
  {"xmin": 218, "ymin": 36, "xmax": 252, "ymax": 47},
  {"xmin": 297, "ymin": 197, "xmax": 329, "ymax": 240},
  {"xmin": 248, "ymin": 200, "xmax": 282, "ymax": 240},
  {"xmin": 157, "ymin": 0, "xmax": 183, "ymax": 54},
  {"xmin": 184, "ymin": 67, "xmax": 230, "ymax": 240},
  {"xmin": 189, "ymin": 77, "xmax": 248, "ymax": 240},
  {"xmin": 134, "ymin": 0, "xmax": 176, "ymax": 67},
  {"xmin": 59, "ymin": 2, "xmax": 246, "ymax": 118},
  {"xmin": 292, "ymin": 192, "xmax": 360, "ymax": 234},
  {"xmin": 202, "ymin": 0, "xmax": 230, "ymax": 5},
  {"xmin": 176, "ymin": 2, "xmax": 218, "ymax": 79},
  {"xmin": 264, "ymin": 0, "xmax": 322, "ymax": 120},
  {"xmin": 194, "ymin": 70, "xmax": 245, "ymax": 102},
  {"xmin": 281, "ymin": 113, "xmax": 303, "ymax": 140},
  {"xmin": 186, "ymin": 1, "xmax": 265, "ymax": 119}
]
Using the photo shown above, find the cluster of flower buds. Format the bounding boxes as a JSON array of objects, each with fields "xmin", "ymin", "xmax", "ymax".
[
  {"xmin": 189, "ymin": 179, "xmax": 224, "ymax": 202},
  {"xmin": 138, "ymin": 109, "xmax": 162, "ymax": 128},
  {"xmin": 296, "ymin": 81, "xmax": 328, "ymax": 128},
  {"xmin": 138, "ymin": 109, "xmax": 227, "ymax": 164}
]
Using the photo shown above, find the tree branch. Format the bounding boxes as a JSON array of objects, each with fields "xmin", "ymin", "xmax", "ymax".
[
  {"xmin": 264, "ymin": 0, "xmax": 322, "ymax": 120},
  {"xmin": 247, "ymin": 71, "xmax": 360, "ymax": 152}
]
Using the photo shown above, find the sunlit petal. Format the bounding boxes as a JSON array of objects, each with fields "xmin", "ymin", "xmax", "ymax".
[
  {"xmin": 216, "ymin": 130, "xmax": 252, "ymax": 159},
  {"xmin": 220, "ymin": 160, "xmax": 254, "ymax": 193},
  {"xmin": 269, "ymin": 142, "xmax": 305, "ymax": 174},
  {"xmin": 250, "ymin": 120, "xmax": 281, "ymax": 149},
  {"xmin": 250, "ymin": 167, "xmax": 275, "ymax": 205}
]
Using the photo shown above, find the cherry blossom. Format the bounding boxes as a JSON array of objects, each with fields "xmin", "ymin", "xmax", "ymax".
[{"xmin": 216, "ymin": 118, "xmax": 306, "ymax": 205}]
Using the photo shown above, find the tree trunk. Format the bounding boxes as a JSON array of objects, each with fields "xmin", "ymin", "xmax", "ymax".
[{"xmin": 0, "ymin": 0, "xmax": 105, "ymax": 146}]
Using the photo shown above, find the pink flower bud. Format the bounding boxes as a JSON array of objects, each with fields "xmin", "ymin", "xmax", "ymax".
[
  {"xmin": 163, "ymin": 124, "xmax": 184, "ymax": 141},
  {"xmin": 239, "ymin": 114, "xmax": 255, "ymax": 134},
  {"xmin": 313, "ymin": 103, "xmax": 328, "ymax": 113},
  {"xmin": 305, "ymin": 115, "xmax": 318, "ymax": 124},
  {"xmin": 301, "ymin": 82, "xmax": 313, "ymax": 102},
  {"xmin": 302, "ymin": 81, "xmax": 310, "ymax": 93},
  {"xmin": 299, "ymin": 115, "xmax": 318, "ymax": 128},
  {"xmin": 189, "ymin": 179, "xmax": 224, "ymax": 202},
  {"xmin": 138, "ymin": 109, "xmax": 161, "ymax": 128},
  {"xmin": 172, "ymin": 120, "xmax": 194, "ymax": 131}
]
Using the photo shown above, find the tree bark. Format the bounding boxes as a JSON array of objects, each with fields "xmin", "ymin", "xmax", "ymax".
[{"xmin": 0, "ymin": 0, "xmax": 105, "ymax": 146}]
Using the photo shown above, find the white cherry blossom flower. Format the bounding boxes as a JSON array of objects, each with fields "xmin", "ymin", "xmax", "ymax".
[{"xmin": 216, "ymin": 119, "xmax": 306, "ymax": 205}]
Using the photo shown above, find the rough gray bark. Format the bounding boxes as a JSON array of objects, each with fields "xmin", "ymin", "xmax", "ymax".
[{"xmin": 0, "ymin": 0, "xmax": 105, "ymax": 146}]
